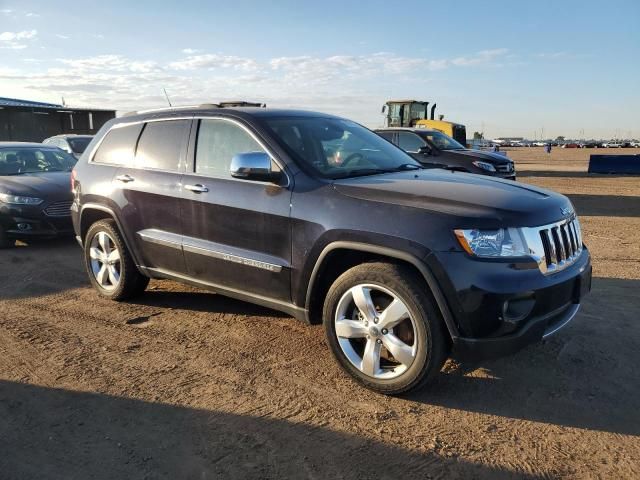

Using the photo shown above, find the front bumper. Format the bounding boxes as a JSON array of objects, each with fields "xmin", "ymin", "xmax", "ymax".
[
  {"xmin": 431, "ymin": 248, "xmax": 592, "ymax": 361},
  {"xmin": 1, "ymin": 204, "xmax": 73, "ymax": 238}
]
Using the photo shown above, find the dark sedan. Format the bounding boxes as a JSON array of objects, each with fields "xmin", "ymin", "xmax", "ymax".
[
  {"xmin": 0, "ymin": 142, "xmax": 76, "ymax": 247},
  {"xmin": 376, "ymin": 127, "xmax": 516, "ymax": 179}
]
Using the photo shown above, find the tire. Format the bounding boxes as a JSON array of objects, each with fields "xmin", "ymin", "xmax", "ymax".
[
  {"xmin": 323, "ymin": 261, "xmax": 449, "ymax": 395},
  {"xmin": 0, "ymin": 228, "xmax": 13, "ymax": 248},
  {"xmin": 83, "ymin": 219, "xmax": 149, "ymax": 301}
]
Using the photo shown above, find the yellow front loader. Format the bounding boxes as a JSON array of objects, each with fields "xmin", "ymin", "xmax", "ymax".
[{"xmin": 382, "ymin": 100, "xmax": 467, "ymax": 145}]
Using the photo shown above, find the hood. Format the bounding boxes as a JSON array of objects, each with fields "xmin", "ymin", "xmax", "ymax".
[
  {"xmin": 440, "ymin": 148, "xmax": 511, "ymax": 164},
  {"xmin": 333, "ymin": 169, "xmax": 573, "ymax": 227},
  {"xmin": 0, "ymin": 171, "xmax": 72, "ymax": 199}
]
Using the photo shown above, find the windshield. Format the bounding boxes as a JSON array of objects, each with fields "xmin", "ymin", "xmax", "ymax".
[
  {"xmin": 0, "ymin": 147, "xmax": 76, "ymax": 175},
  {"xmin": 263, "ymin": 116, "xmax": 420, "ymax": 179},
  {"xmin": 422, "ymin": 130, "xmax": 465, "ymax": 150},
  {"xmin": 67, "ymin": 137, "xmax": 92, "ymax": 153}
]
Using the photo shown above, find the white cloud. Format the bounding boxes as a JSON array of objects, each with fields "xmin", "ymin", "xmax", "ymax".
[
  {"xmin": 0, "ymin": 47, "xmax": 512, "ymax": 124},
  {"xmin": 1, "ymin": 9, "xmax": 13, "ymax": 15},
  {"xmin": 0, "ymin": 29, "xmax": 37, "ymax": 49},
  {"xmin": 169, "ymin": 54, "xmax": 258, "ymax": 71},
  {"xmin": 55, "ymin": 34, "xmax": 70, "ymax": 40},
  {"xmin": 182, "ymin": 48, "xmax": 200, "ymax": 55}
]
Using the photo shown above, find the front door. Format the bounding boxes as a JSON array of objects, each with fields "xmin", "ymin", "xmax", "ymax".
[{"xmin": 180, "ymin": 117, "xmax": 292, "ymax": 301}]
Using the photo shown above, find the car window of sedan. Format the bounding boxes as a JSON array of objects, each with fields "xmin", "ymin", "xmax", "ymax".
[
  {"xmin": 397, "ymin": 132, "xmax": 426, "ymax": 153},
  {"xmin": 195, "ymin": 119, "xmax": 266, "ymax": 177}
]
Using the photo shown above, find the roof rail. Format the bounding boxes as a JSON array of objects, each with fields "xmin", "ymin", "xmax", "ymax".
[
  {"xmin": 122, "ymin": 105, "xmax": 200, "ymax": 117},
  {"xmin": 123, "ymin": 101, "xmax": 266, "ymax": 117}
]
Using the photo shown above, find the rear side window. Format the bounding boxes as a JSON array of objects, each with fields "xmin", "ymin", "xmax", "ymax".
[
  {"xmin": 93, "ymin": 123, "xmax": 144, "ymax": 165},
  {"xmin": 135, "ymin": 120, "xmax": 191, "ymax": 171},
  {"xmin": 195, "ymin": 119, "xmax": 265, "ymax": 176}
]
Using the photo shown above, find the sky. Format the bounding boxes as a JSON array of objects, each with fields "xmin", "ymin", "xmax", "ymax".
[{"xmin": 0, "ymin": 0, "xmax": 638, "ymax": 139}]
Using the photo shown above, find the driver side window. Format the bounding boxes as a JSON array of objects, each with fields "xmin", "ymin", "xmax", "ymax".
[
  {"xmin": 397, "ymin": 132, "xmax": 426, "ymax": 153},
  {"xmin": 195, "ymin": 119, "xmax": 266, "ymax": 177}
]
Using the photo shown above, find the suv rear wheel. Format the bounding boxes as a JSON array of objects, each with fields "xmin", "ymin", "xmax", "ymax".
[
  {"xmin": 84, "ymin": 219, "xmax": 149, "ymax": 300},
  {"xmin": 323, "ymin": 261, "xmax": 449, "ymax": 395}
]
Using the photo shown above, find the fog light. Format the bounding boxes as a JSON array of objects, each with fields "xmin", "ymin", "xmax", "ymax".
[
  {"xmin": 502, "ymin": 293, "xmax": 536, "ymax": 326},
  {"xmin": 17, "ymin": 223, "xmax": 32, "ymax": 231}
]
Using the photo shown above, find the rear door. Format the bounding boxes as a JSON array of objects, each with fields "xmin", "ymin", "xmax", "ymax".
[
  {"xmin": 113, "ymin": 118, "xmax": 192, "ymax": 274},
  {"xmin": 180, "ymin": 117, "xmax": 292, "ymax": 301}
]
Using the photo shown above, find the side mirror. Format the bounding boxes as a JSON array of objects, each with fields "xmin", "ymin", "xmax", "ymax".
[
  {"xmin": 381, "ymin": 105, "xmax": 387, "ymax": 114},
  {"xmin": 418, "ymin": 145, "xmax": 432, "ymax": 155},
  {"xmin": 230, "ymin": 152, "xmax": 280, "ymax": 182}
]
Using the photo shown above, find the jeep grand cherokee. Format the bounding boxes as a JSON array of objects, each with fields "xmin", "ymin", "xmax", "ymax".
[{"xmin": 71, "ymin": 106, "xmax": 592, "ymax": 394}]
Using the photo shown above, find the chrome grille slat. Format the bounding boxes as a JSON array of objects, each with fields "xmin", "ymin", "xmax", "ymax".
[
  {"xmin": 43, "ymin": 201, "xmax": 73, "ymax": 217},
  {"xmin": 522, "ymin": 216, "xmax": 583, "ymax": 275}
]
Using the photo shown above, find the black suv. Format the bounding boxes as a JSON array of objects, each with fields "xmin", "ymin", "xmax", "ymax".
[
  {"xmin": 376, "ymin": 127, "xmax": 516, "ymax": 179},
  {"xmin": 71, "ymin": 106, "xmax": 591, "ymax": 394}
]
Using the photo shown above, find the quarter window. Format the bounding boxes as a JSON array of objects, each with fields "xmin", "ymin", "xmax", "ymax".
[
  {"xmin": 135, "ymin": 120, "xmax": 190, "ymax": 171},
  {"xmin": 93, "ymin": 123, "xmax": 144, "ymax": 165},
  {"xmin": 397, "ymin": 132, "xmax": 426, "ymax": 152},
  {"xmin": 195, "ymin": 119, "xmax": 265, "ymax": 176}
]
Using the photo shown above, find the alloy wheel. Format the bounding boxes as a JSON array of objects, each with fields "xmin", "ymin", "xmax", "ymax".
[
  {"xmin": 89, "ymin": 231, "xmax": 121, "ymax": 290},
  {"xmin": 334, "ymin": 284, "xmax": 419, "ymax": 380}
]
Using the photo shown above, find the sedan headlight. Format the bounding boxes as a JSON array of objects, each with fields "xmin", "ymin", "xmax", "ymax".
[
  {"xmin": 0, "ymin": 193, "xmax": 44, "ymax": 205},
  {"xmin": 454, "ymin": 228, "xmax": 528, "ymax": 257},
  {"xmin": 472, "ymin": 160, "xmax": 496, "ymax": 172}
]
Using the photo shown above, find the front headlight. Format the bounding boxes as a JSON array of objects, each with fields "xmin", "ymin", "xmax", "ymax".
[
  {"xmin": 454, "ymin": 228, "xmax": 528, "ymax": 257},
  {"xmin": 0, "ymin": 193, "xmax": 44, "ymax": 205},
  {"xmin": 472, "ymin": 160, "xmax": 496, "ymax": 172}
]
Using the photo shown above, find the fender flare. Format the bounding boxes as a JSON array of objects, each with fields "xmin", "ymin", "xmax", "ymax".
[
  {"xmin": 305, "ymin": 241, "xmax": 460, "ymax": 339},
  {"xmin": 79, "ymin": 203, "xmax": 143, "ymax": 268}
]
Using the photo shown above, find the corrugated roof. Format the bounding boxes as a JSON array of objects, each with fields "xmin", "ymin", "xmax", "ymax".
[
  {"xmin": 0, "ymin": 96, "xmax": 115, "ymax": 112},
  {"xmin": 0, "ymin": 97, "xmax": 62, "ymax": 109}
]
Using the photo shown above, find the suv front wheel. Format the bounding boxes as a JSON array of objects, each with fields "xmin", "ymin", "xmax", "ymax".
[
  {"xmin": 323, "ymin": 262, "xmax": 449, "ymax": 395},
  {"xmin": 84, "ymin": 219, "xmax": 149, "ymax": 300}
]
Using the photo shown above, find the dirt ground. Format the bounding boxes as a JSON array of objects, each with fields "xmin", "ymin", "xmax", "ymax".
[{"xmin": 1, "ymin": 147, "xmax": 638, "ymax": 479}]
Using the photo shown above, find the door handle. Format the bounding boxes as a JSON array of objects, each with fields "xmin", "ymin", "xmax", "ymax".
[
  {"xmin": 115, "ymin": 174, "xmax": 135, "ymax": 183},
  {"xmin": 184, "ymin": 184, "xmax": 209, "ymax": 193}
]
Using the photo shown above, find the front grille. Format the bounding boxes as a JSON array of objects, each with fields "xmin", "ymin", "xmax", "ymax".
[
  {"xmin": 535, "ymin": 218, "xmax": 582, "ymax": 274},
  {"xmin": 520, "ymin": 216, "xmax": 583, "ymax": 275},
  {"xmin": 43, "ymin": 201, "xmax": 73, "ymax": 217},
  {"xmin": 496, "ymin": 163, "xmax": 514, "ymax": 173}
]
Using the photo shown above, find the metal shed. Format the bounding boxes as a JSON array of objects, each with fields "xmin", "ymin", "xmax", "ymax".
[{"xmin": 0, "ymin": 97, "xmax": 116, "ymax": 142}]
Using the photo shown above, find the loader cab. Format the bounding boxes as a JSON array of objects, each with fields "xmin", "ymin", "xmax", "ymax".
[{"xmin": 383, "ymin": 100, "xmax": 467, "ymax": 146}]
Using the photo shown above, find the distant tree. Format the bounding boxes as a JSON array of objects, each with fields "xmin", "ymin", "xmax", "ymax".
[
  {"xmin": 555, "ymin": 136, "xmax": 565, "ymax": 142},
  {"xmin": 473, "ymin": 131, "xmax": 484, "ymax": 140}
]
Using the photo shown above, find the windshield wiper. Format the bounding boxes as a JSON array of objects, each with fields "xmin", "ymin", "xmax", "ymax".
[
  {"xmin": 331, "ymin": 164, "xmax": 424, "ymax": 179},
  {"xmin": 391, "ymin": 163, "xmax": 423, "ymax": 171}
]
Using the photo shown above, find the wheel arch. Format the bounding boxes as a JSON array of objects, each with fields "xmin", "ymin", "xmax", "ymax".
[
  {"xmin": 79, "ymin": 203, "xmax": 143, "ymax": 269},
  {"xmin": 304, "ymin": 241, "xmax": 460, "ymax": 340}
]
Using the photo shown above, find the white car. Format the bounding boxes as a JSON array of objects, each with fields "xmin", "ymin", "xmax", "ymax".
[{"xmin": 602, "ymin": 141, "xmax": 623, "ymax": 148}]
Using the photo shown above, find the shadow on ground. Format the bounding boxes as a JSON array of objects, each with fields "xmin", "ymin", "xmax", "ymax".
[
  {"xmin": 518, "ymin": 170, "xmax": 637, "ymax": 179},
  {"xmin": 409, "ymin": 277, "xmax": 640, "ymax": 437},
  {"xmin": 0, "ymin": 380, "xmax": 537, "ymax": 479},
  {"xmin": 567, "ymin": 193, "xmax": 640, "ymax": 217},
  {"xmin": 130, "ymin": 289, "xmax": 288, "ymax": 317}
]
